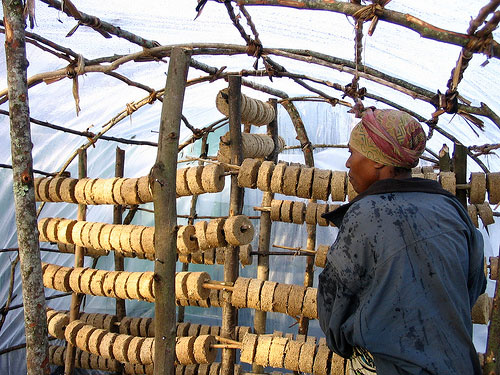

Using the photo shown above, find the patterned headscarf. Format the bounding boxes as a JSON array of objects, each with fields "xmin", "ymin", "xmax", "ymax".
[{"xmin": 348, "ymin": 108, "xmax": 426, "ymax": 168}]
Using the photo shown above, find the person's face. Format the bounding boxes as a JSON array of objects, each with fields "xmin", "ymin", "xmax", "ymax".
[{"xmin": 345, "ymin": 146, "xmax": 381, "ymax": 194}]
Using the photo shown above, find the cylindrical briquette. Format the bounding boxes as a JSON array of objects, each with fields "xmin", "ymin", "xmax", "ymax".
[
  {"xmin": 186, "ymin": 166, "xmax": 205, "ymax": 195},
  {"xmin": 280, "ymin": 200, "xmax": 293, "ymax": 223},
  {"xmin": 302, "ymin": 287, "xmax": 318, "ymax": 319},
  {"xmin": 193, "ymin": 335, "xmax": 217, "ymax": 364},
  {"xmin": 283, "ymin": 340, "xmax": 303, "ymax": 372},
  {"xmin": 273, "ymin": 283, "xmax": 292, "ymax": 314},
  {"xmin": 316, "ymin": 204, "xmax": 329, "ymax": 227},
  {"xmin": 254, "ymin": 334, "xmax": 273, "ymax": 367},
  {"xmin": 311, "ymin": 168, "xmax": 331, "ymax": 201},
  {"xmin": 186, "ymin": 272, "xmax": 211, "ymax": 300},
  {"xmin": 270, "ymin": 163, "xmax": 287, "ymax": 194},
  {"xmin": 257, "ymin": 160, "xmax": 275, "ymax": 192},
  {"xmin": 176, "ymin": 336, "xmax": 197, "ymax": 365},
  {"xmin": 296, "ymin": 167, "xmax": 314, "ymax": 199},
  {"xmin": 260, "ymin": 281, "xmax": 278, "ymax": 312},
  {"xmin": 112, "ymin": 334, "xmax": 133, "ymax": 363},
  {"xmin": 292, "ymin": 201, "xmax": 305, "ymax": 224},
  {"xmin": 469, "ymin": 172, "xmax": 487, "ymax": 204},
  {"xmin": 237, "ymin": 158, "xmax": 262, "ymax": 189},
  {"xmin": 298, "ymin": 342, "xmax": 316, "ymax": 373},
  {"xmin": 270, "ymin": 199, "xmax": 282, "ymax": 222},
  {"xmin": 286, "ymin": 284, "xmax": 307, "ymax": 317},
  {"xmin": 223, "ymin": 215, "xmax": 254, "ymax": 246},
  {"xmin": 59, "ymin": 177, "xmax": 78, "ymax": 203},
  {"xmin": 268, "ymin": 336, "xmax": 289, "ymax": 369},
  {"xmin": 312, "ymin": 344, "xmax": 331, "ymax": 375},
  {"xmin": 240, "ymin": 333, "xmax": 258, "ymax": 364},
  {"xmin": 176, "ymin": 168, "xmax": 191, "ymax": 197},
  {"xmin": 282, "ymin": 165, "xmax": 301, "ymax": 197},
  {"xmin": 487, "ymin": 172, "xmax": 500, "ymax": 204},
  {"xmin": 232, "ymin": 277, "xmax": 251, "ymax": 308},
  {"xmin": 305, "ymin": 202, "xmax": 318, "ymax": 225},
  {"xmin": 206, "ymin": 218, "xmax": 226, "ymax": 248},
  {"xmin": 330, "ymin": 170, "xmax": 347, "ymax": 202},
  {"xmin": 177, "ymin": 225, "xmax": 199, "ymax": 254},
  {"xmin": 201, "ymin": 163, "xmax": 225, "ymax": 193},
  {"xmin": 314, "ymin": 245, "xmax": 329, "ymax": 268},
  {"xmin": 69, "ymin": 267, "xmax": 88, "ymax": 294}
]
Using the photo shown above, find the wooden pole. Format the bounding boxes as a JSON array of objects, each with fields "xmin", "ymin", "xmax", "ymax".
[
  {"xmin": 2, "ymin": 1, "xmax": 50, "ymax": 373},
  {"xmin": 114, "ymin": 147, "xmax": 126, "ymax": 320},
  {"xmin": 221, "ymin": 75, "xmax": 244, "ymax": 375},
  {"xmin": 63, "ymin": 149, "xmax": 87, "ymax": 375},
  {"xmin": 252, "ymin": 99, "xmax": 278, "ymax": 374},
  {"xmin": 152, "ymin": 47, "xmax": 192, "ymax": 375},
  {"xmin": 484, "ymin": 269, "xmax": 500, "ymax": 375},
  {"xmin": 453, "ymin": 143, "xmax": 468, "ymax": 208}
]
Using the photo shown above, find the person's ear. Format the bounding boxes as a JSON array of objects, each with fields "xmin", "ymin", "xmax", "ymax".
[{"xmin": 372, "ymin": 161, "xmax": 385, "ymax": 170}]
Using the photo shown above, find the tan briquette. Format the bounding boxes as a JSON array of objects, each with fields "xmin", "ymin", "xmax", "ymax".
[
  {"xmin": 92, "ymin": 178, "xmax": 116, "ymax": 204},
  {"xmin": 141, "ymin": 227, "xmax": 155, "ymax": 259},
  {"xmin": 305, "ymin": 202, "xmax": 318, "ymax": 225},
  {"xmin": 115, "ymin": 271, "xmax": 133, "ymax": 299},
  {"xmin": 237, "ymin": 158, "xmax": 262, "ymax": 189},
  {"xmin": 285, "ymin": 341, "xmax": 305, "ymax": 373},
  {"xmin": 316, "ymin": 203, "xmax": 329, "ymax": 227},
  {"xmin": 53, "ymin": 266, "xmax": 72, "ymax": 292},
  {"xmin": 41, "ymin": 217, "xmax": 61, "ymax": 243},
  {"xmin": 311, "ymin": 168, "xmax": 332, "ymax": 201},
  {"xmin": 260, "ymin": 281, "xmax": 278, "ymax": 312},
  {"xmin": 257, "ymin": 160, "xmax": 275, "ymax": 192},
  {"xmin": 298, "ymin": 342, "xmax": 316, "ymax": 373},
  {"xmin": 80, "ymin": 222, "xmax": 96, "ymax": 248},
  {"xmin": 468, "ymin": 204, "xmax": 479, "ymax": 228},
  {"xmin": 282, "ymin": 165, "xmax": 301, "ymax": 197},
  {"xmin": 176, "ymin": 167, "xmax": 191, "ymax": 197},
  {"xmin": 302, "ymin": 287, "xmax": 318, "ymax": 319},
  {"xmin": 296, "ymin": 167, "xmax": 314, "ymax": 199},
  {"xmin": 224, "ymin": 215, "xmax": 254, "ymax": 246},
  {"xmin": 178, "ymin": 253, "xmax": 191, "ymax": 264},
  {"xmin": 439, "ymin": 172, "xmax": 457, "ymax": 195},
  {"xmin": 98, "ymin": 224, "xmax": 114, "ymax": 250},
  {"xmin": 270, "ymin": 163, "xmax": 287, "ymax": 194},
  {"xmin": 194, "ymin": 335, "xmax": 217, "ymax": 364},
  {"xmin": 102, "ymin": 271, "xmax": 121, "ymax": 298},
  {"xmin": 47, "ymin": 177, "xmax": 65, "ymax": 202},
  {"xmin": 112, "ymin": 334, "xmax": 133, "ymax": 363},
  {"xmin": 273, "ymin": 283, "xmax": 292, "ymax": 314},
  {"xmin": 139, "ymin": 318, "xmax": 151, "ymax": 337},
  {"xmin": 471, "ymin": 293, "xmax": 491, "ymax": 325},
  {"xmin": 291, "ymin": 201, "xmax": 305, "ymax": 224},
  {"xmin": 83, "ymin": 178, "xmax": 98, "ymax": 204},
  {"xmin": 279, "ymin": 200, "xmax": 293, "ymax": 223},
  {"xmin": 137, "ymin": 176, "xmax": 152, "ymax": 203},
  {"xmin": 91, "ymin": 313, "xmax": 107, "ymax": 329},
  {"xmin": 286, "ymin": 284, "xmax": 307, "ymax": 317},
  {"xmin": 237, "ymin": 326, "xmax": 251, "ymax": 341},
  {"xmin": 194, "ymin": 221, "xmax": 210, "ymax": 250},
  {"xmin": 186, "ymin": 271, "xmax": 211, "ymax": 300},
  {"xmin": 268, "ymin": 336, "xmax": 289, "ymax": 368},
  {"xmin": 177, "ymin": 225, "xmax": 199, "ymax": 254},
  {"xmin": 87, "ymin": 222, "xmax": 105, "ymax": 250},
  {"xmin": 254, "ymin": 334, "xmax": 273, "ymax": 367},
  {"xmin": 469, "ymin": 172, "xmax": 486, "ymax": 204},
  {"xmin": 42, "ymin": 263, "xmax": 62, "ymax": 290},
  {"xmin": 64, "ymin": 320, "xmax": 86, "ymax": 346},
  {"xmin": 78, "ymin": 268, "xmax": 98, "ymax": 295},
  {"xmin": 76, "ymin": 324, "xmax": 97, "ymax": 353},
  {"xmin": 139, "ymin": 337, "xmax": 155, "ymax": 365},
  {"xmin": 239, "ymin": 244, "xmax": 253, "ymax": 266},
  {"xmin": 203, "ymin": 247, "xmax": 216, "ymax": 265},
  {"xmin": 69, "ymin": 220, "xmax": 86, "ymax": 247},
  {"xmin": 119, "ymin": 225, "xmax": 135, "ymax": 257},
  {"xmin": 175, "ymin": 271, "xmax": 190, "ymax": 300},
  {"xmin": 199, "ymin": 324, "xmax": 211, "ymax": 336},
  {"xmin": 206, "ymin": 218, "xmax": 226, "ymax": 248},
  {"xmin": 477, "ymin": 202, "xmax": 495, "ymax": 226},
  {"xmin": 59, "ymin": 177, "xmax": 78, "ymax": 203},
  {"xmin": 314, "ymin": 244, "xmax": 329, "ymax": 268},
  {"xmin": 347, "ymin": 179, "xmax": 358, "ymax": 201},
  {"xmin": 130, "ymin": 225, "xmax": 147, "ymax": 258},
  {"xmin": 187, "ymin": 323, "xmax": 201, "ymax": 337},
  {"xmin": 191, "ymin": 250, "xmax": 204, "ymax": 264},
  {"xmin": 240, "ymin": 333, "xmax": 258, "ymax": 364},
  {"xmin": 103, "ymin": 314, "xmax": 118, "ymax": 333},
  {"xmin": 330, "ymin": 170, "xmax": 347, "ymax": 202},
  {"xmin": 232, "ymin": 277, "xmax": 251, "ymax": 308},
  {"xmin": 332, "ymin": 352, "xmax": 348, "ymax": 374},
  {"xmin": 270, "ymin": 199, "xmax": 283, "ymax": 222},
  {"xmin": 47, "ymin": 313, "xmax": 68, "ymax": 339},
  {"xmin": 176, "ymin": 322, "xmax": 190, "ymax": 337},
  {"xmin": 215, "ymin": 247, "xmax": 226, "ymax": 265},
  {"xmin": 37, "ymin": 177, "xmax": 51, "ymax": 202},
  {"xmin": 487, "ymin": 172, "xmax": 500, "ymax": 204},
  {"xmin": 176, "ymin": 336, "xmax": 197, "ymax": 365},
  {"xmin": 126, "ymin": 272, "xmax": 143, "ymax": 300},
  {"xmin": 186, "ymin": 166, "xmax": 205, "ymax": 195},
  {"xmin": 121, "ymin": 178, "xmax": 141, "ymax": 205},
  {"xmin": 129, "ymin": 317, "xmax": 143, "ymax": 336},
  {"xmin": 208, "ymin": 362, "xmax": 221, "ymax": 375},
  {"xmin": 201, "ymin": 163, "xmax": 225, "ymax": 193},
  {"xmin": 112, "ymin": 177, "xmax": 127, "ymax": 205},
  {"xmin": 68, "ymin": 267, "xmax": 87, "ymax": 294}
]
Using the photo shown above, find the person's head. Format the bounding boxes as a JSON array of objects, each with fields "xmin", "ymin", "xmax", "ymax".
[{"xmin": 346, "ymin": 108, "xmax": 426, "ymax": 194}]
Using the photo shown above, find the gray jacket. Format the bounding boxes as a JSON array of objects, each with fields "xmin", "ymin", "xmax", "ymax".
[{"xmin": 318, "ymin": 178, "xmax": 486, "ymax": 375}]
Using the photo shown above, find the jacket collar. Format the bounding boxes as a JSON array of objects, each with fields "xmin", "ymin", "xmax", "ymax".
[{"xmin": 322, "ymin": 177, "xmax": 457, "ymax": 227}]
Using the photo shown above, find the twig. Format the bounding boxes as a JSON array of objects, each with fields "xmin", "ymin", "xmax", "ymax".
[{"xmin": 0, "ymin": 255, "xmax": 19, "ymax": 333}]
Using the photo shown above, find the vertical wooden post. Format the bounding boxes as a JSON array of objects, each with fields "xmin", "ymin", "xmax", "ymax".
[
  {"xmin": 484, "ymin": 269, "xmax": 499, "ymax": 375},
  {"xmin": 252, "ymin": 99, "xmax": 278, "ymax": 374},
  {"xmin": 221, "ymin": 75, "xmax": 244, "ymax": 375},
  {"xmin": 64, "ymin": 149, "xmax": 87, "ymax": 375},
  {"xmin": 114, "ymin": 147, "xmax": 126, "ymax": 320},
  {"xmin": 152, "ymin": 47, "xmax": 192, "ymax": 375},
  {"xmin": 438, "ymin": 144, "xmax": 451, "ymax": 172},
  {"xmin": 2, "ymin": 1, "xmax": 50, "ymax": 373},
  {"xmin": 453, "ymin": 143, "xmax": 467, "ymax": 208}
]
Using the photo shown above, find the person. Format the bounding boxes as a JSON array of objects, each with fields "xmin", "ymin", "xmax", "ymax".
[{"xmin": 317, "ymin": 107, "xmax": 487, "ymax": 375}]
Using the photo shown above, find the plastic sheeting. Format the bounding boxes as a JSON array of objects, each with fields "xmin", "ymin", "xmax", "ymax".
[{"xmin": 0, "ymin": 1, "xmax": 499, "ymax": 373}]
